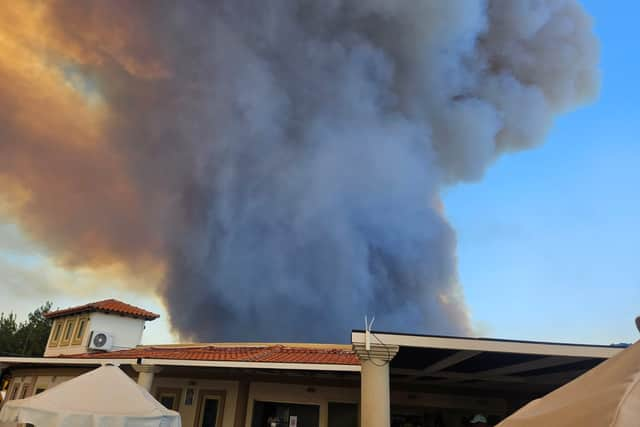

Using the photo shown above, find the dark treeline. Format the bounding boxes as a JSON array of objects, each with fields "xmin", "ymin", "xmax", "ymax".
[{"xmin": 0, "ymin": 302, "xmax": 52, "ymax": 357}]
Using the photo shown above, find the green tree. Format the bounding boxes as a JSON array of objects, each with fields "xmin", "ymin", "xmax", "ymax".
[
  {"xmin": 0, "ymin": 302, "xmax": 53, "ymax": 357},
  {"xmin": 0, "ymin": 312, "xmax": 18, "ymax": 355}
]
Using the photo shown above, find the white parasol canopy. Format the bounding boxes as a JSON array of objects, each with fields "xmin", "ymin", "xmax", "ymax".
[
  {"xmin": 0, "ymin": 364, "xmax": 180, "ymax": 427},
  {"xmin": 498, "ymin": 338, "xmax": 640, "ymax": 427}
]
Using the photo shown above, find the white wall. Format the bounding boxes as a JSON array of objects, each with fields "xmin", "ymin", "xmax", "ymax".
[
  {"xmin": 44, "ymin": 312, "xmax": 145, "ymax": 357},
  {"xmin": 89, "ymin": 312, "xmax": 145, "ymax": 351}
]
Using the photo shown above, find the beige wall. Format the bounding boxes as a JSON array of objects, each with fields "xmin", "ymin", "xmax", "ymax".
[
  {"xmin": 1, "ymin": 370, "xmax": 80, "ymax": 406},
  {"xmin": 246, "ymin": 381, "xmax": 359, "ymax": 427},
  {"xmin": 3, "ymin": 368, "xmax": 508, "ymax": 427},
  {"xmin": 44, "ymin": 315, "xmax": 91, "ymax": 357},
  {"xmin": 151, "ymin": 376, "xmax": 362, "ymax": 427},
  {"xmin": 152, "ymin": 376, "xmax": 239, "ymax": 427}
]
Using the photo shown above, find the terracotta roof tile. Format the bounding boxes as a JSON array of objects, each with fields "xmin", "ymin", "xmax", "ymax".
[
  {"xmin": 44, "ymin": 299, "xmax": 159, "ymax": 321},
  {"xmin": 60, "ymin": 344, "xmax": 360, "ymax": 366}
]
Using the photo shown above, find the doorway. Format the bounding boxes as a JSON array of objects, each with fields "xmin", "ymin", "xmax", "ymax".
[{"xmin": 196, "ymin": 390, "xmax": 226, "ymax": 427}]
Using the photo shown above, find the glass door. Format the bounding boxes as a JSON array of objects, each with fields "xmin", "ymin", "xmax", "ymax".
[
  {"xmin": 196, "ymin": 391, "xmax": 225, "ymax": 427},
  {"xmin": 200, "ymin": 398, "xmax": 219, "ymax": 427}
]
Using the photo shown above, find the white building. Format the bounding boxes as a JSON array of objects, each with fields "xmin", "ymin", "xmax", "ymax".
[{"xmin": 0, "ymin": 299, "xmax": 625, "ymax": 427}]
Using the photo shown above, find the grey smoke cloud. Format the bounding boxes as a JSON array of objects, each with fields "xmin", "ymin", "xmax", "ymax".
[{"xmin": 0, "ymin": 0, "xmax": 599, "ymax": 342}]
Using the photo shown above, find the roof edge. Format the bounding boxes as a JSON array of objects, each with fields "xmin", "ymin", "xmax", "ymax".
[
  {"xmin": 44, "ymin": 299, "xmax": 159, "ymax": 321},
  {"xmin": 0, "ymin": 356, "xmax": 139, "ymax": 366},
  {"xmin": 351, "ymin": 329, "xmax": 627, "ymax": 349},
  {"xmin": 351, "ymin": 330, "xmax": 625, "ymax": 358},
  {"xmin": 140, "ymin": 358, "xmax": 361, "ymax": 371},
  {"xmin": 0, "ymin": 356, "xmax": 361, "ymax": 372}
]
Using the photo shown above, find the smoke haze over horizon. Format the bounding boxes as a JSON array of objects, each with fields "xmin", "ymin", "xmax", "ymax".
[{"xmin": 0, "ymin": 1, "xmax": 599, "ymax": 342}]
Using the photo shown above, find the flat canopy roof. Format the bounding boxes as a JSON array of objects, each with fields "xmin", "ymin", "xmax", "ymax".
[{"xmin": 352, "ymin": 330, "xmax": 626, "ymax": 396}]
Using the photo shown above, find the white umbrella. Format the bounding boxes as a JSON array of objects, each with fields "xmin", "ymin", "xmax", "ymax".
[
  {"xmin": 498, "ymin": 338, "xmax": 640, "ymax": 427},
  {"xmin": 0, "ymin": 364, "xmax": 180, "ymax": 427}
]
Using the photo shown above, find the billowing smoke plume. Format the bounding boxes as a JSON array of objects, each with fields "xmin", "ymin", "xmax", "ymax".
[{"xmin": 0, "ymin": 1, "xmax": 598, "ymax": 341}]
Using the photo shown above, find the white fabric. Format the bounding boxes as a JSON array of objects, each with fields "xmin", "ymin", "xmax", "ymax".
[
  {"xmin": 0, "ymin": 365, "xmax": 180, "ymax": 427},
  {"xmin": 498, "ymin": 340, "xmax": 640, "ymax": 427}
]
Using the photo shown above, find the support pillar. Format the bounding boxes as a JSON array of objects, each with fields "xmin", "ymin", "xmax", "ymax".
[
  {"xmin": 233, "ymin": 380, "xmax": 250, "ymax": 427},
  {"xmin": 354, "ymin": 343, "xmax": 399, "ymax": 427},
  {"xmin": 132, "ymin": 365, "xmax": 162, "ymax": 391}
]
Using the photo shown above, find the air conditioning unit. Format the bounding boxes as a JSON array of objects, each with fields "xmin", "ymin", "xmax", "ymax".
[{"xmin": 89, "ymin": 331, "xmax": 113, "ymax": 351}]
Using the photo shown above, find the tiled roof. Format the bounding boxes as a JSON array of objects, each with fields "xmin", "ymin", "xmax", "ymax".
[
  {"xmin": 61, "ymin": 344, "xmax": 360, "ymax": 366},
  {"xmin": 44, "ymin": 299, "xmax": 160, "ymax": 321}
]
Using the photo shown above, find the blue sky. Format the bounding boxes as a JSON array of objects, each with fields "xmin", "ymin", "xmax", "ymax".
[{"xmin": 445, "ymin": 0, "xmax": 640, "ymax": 344}]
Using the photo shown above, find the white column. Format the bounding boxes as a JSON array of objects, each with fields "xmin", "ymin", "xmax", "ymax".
[
  {"xmin": 354, "ymin": 343, "xmax": 399, "ymax": 427},
  {"xmin": 132, "ymin": 365, "xmax": 162, "ymax": 391}
]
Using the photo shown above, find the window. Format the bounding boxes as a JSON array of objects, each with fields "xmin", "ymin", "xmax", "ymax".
[
  {"xmin": 49, "ymin": 321, "xmax": 63, "ymax": 347},
  {"xmin": 155, "ymin": 388, "xmax": 182, "ymax": 411},
  {"xmin": 195, "ymin": 390, "xmax": 226, "ymax": 427},
  {"xmin": 60, "ymin": 317, "xmax": 77, "ymax": 346},
  {"xmin": 161, "ymin": 395, "xmax": 176, "ymax": 410},
  {"xmin": 71, "ymin": 317, "xmax": 89, "ymax": 345},
  {"xmin": 20, "ymin": 383, "xmax": 32, "ymax": 399},
  {"xmin": 8, "ymin": 382, "xmax": 20, "ymax": 400},
  {"xmin": 64, "ymin": 321, "xmax": 74, "ymax": 340}
]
